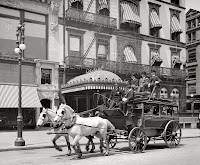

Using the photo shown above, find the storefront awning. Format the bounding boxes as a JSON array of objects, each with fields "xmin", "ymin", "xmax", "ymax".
[
  {"xmin": 98, "ymin": 0, "xmax": 109, "ymax": 10},
  {"xmin": 120, "ymin": 1, "xmax": 141, "ymax": 25},
  {"xmin": 150, "ymin": 9, "xmax": 162, "ymax": 29},
  {"xmin": 171, "ymin": 15, "xmax": 182, "ymax": 34},
  {"xmin": 123, "ymin": 46, "xmax": 137, "ymax": 63},
  {"xmin": 0, "ymin": 85, "xmax": 42, "ymax": 108}
]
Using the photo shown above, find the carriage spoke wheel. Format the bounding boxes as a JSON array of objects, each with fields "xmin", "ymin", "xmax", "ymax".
[
  {"xmin": 103, "ymin": 135, "xmax": 117, "ymax": 149},
  {"xmin": 128, "ymin": 127, "xmax": 147, "ymax": 153},
  {"xmin": 163, "ymin": 120, "xmax": 182, "ymax": 148}
]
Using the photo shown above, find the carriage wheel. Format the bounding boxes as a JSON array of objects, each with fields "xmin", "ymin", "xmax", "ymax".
[
  {"xmin": 128, "ymin": 127, "xmax": 147, "ymax": 153},
  {"xmin": 163, "ymin": 120, "xmax": 181, "ymax": 148},
  {"xmin": 103, "ymin": 135, "xmax": 117, "ymax": 149}
]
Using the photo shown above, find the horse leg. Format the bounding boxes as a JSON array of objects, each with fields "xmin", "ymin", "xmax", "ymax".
[
  {"xmin": 71, "ymin": 135, "xmax": 82, "ymax": 159},
  {"xmin": 86, "ymin": 135, "xmax": 95, "ymax": 153},
  {"xmin": 99, "ymin": 138, "xmax": 104, "ymax": 153},
  {"xmin": 52, "ymin": 135, "xmax": 62, "ymax": 151},
  {"xmin": 64, "ymin": 135, "xmax": 71, "ymax": 156},
  {"xmin": 85, "ymin": 136, "xmax": 90, "ymax": 151},
  {"xmin": 104, "ymin": 134, "xmax": 110, "ymax": 156}
]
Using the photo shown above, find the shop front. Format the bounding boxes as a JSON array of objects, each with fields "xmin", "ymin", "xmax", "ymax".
[{"xmin": 0, "ymin": 84, "xmax": 42, "ymax": 130}]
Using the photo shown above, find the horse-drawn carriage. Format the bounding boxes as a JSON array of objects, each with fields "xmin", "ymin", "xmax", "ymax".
[
  {"xmin": 37, "ymin": 89, "xmax": 181, "ymax": 158},
  {"xmin": 98, "ymin": 93, "xmax": 182, "ymax": 153}
]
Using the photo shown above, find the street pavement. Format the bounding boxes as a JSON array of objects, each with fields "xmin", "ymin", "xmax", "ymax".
[{"xmin": 0, "ymin": 127, "xmax": 200, "ymax": 152}]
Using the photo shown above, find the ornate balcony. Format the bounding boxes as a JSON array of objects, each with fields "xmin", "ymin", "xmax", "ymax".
[
  {"xmin": 65, "ymin": 8, "xmax": 117, "ymax": 29},
  {"xmin": 65, "ymin": 56, "xmax": 186, "ymax": 80}
]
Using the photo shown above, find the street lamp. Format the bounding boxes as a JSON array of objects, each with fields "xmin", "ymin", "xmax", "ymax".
[
  {"xmin": 190, "ymin": 94, "xmax": 194, "ymax": 117},
  {"xmin": 14, "ymin": 22, "xmax": 26, "ymax": 146}
]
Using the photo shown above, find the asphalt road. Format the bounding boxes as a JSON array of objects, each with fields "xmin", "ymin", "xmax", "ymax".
[{"xmin": 0, "ymin": 138, "xmax": 200, "ymax": 165}]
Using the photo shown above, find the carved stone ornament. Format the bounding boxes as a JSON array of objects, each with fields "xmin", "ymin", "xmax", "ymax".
[{"xmin": 49, "ymin": 0, "xmax": 62, "ymax": 35}]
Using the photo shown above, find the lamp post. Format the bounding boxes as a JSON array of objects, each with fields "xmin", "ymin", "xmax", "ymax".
[
  {"xmin": 190, "ymin": 94, "xmax": 194, "ymax": 117},
  {"xmin": 14, "ymin": 22, "xmax": 26, "ymax": 146}
]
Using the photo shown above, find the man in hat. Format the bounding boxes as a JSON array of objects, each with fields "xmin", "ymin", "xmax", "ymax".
[
  {"xmin": 138, "ymin": 71, "xmax": 149, "ymax": 92},
  {"xmin": 109, "ymin": 83, "xmax": 124, "ymax": 109},
  {"xmin": 130, "ymin": 74, "xmax": 139, "ymax": 91},
  {"xmin": 148, "ymin": 70, "xmax": 161, "ymax": 92},
  {"xmin": 120, "ymin": 84, "xmax": 134, "ymax": 115}
]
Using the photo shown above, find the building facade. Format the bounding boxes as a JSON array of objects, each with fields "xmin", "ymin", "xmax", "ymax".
[
  {"xmin": 186, "ymin": 9, "xmax": 200, "ymax": 117},
  {"xmin": 0, "ymin": 0, "xmax": 186, "ymax": 129}
]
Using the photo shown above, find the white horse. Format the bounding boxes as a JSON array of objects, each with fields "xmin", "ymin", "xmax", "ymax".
[
  {"xmin": 54, "ymin": 103, "xmax": 115, "ymax": 159},
  {"xmin": 37, "ymin": 107, "xmax": 72, "ymax": 155},
  {"xmin": 37, "ymin": 107, "xmax": 96, "ymax": 154}
]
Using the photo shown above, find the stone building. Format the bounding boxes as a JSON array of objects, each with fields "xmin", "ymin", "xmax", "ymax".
[{"xmin": 0, "ymin": 0, "xmax": 186, "ymax": 129}]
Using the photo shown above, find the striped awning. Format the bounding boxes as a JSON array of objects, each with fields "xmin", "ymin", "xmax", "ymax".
[
  {"xmin": 171, "ymin": 15, "xmax": 182, "ymax": 34},
  {"xmin": 98, "ymin": 0, "xmax": 109, "ymax": 10},
  {"xmin": 150, "ymin": 9, "xmax": 162, "ymax": 29},
  {"xmin": 123, "ymin": 46, "xmax": 137, "ymax": 63},
  {"xmin": 151, "ymin": 51, "xmax": 163, "ymax": 66},
  {"xmin": 69, "ymin": 0, "xmax": 83, "ymax": 5},
  {"xmin": 120, "ymin": 1, "xmax": 141, "ymax": 25},
  {"xmin": 0, "ymin": 85, "xmax": 42, "ymax": 108}
]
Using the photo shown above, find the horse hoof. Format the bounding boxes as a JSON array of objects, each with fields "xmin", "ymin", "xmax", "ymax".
[
  {"xmin": 76, "ymin": 153, "xmax": 82, "ymax": 159},
  {"xmin": 90, "ymin": 149, "xmax": 94, "ymax": 153},
  {"xmin": 55, "ymin": 147, "xmax": 62, "ymax": 151},
  {"xmin": 67, "ymin": 150, "xmax": 71, "ymax": 156},
  {"xmin": 104, "ymin": 151, "xmax": 109, "ymax": 156}
]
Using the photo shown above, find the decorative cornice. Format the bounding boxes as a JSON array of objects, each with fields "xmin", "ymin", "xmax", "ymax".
[
  {"xmin": 170, "ymin": 47, "xmax": 182, "ymax": 52},
  {"xmin": 0, "ymin": 0, "xmax": 49, "ymax": 14},
  {"xmin": 141, "ymin": 34, "xmax": 185, "ymax": 48},
  {"xmin": 148, "ymin": 43, "xmax": 162, "ymax": 49}
]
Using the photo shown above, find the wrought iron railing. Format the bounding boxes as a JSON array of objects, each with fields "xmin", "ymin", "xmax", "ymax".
[
  {"xmin": 65, "ymin": 8, "xmax": 117, "ymax": 29},
  {"xmin": 65, "ymin": 56, "xmax": 186, "ymax": 80}
]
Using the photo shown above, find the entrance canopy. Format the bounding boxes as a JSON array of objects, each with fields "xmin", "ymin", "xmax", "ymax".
[
  {"xmin": 0, "ymin": 84, "xmax": 42, "ymax": 108},
  {"xmin": 62, "ymin": 69, "xmax": 127, "ymax": 94}
]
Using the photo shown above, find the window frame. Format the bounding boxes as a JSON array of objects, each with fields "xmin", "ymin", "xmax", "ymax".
[
  {"xmin": 148, "ymin": 43, "xmax": 162, "ymax": 66},
  {"xmin": 170, "ymin": 9, "xmax": 181, "ymax": 42},
  {"xmin": 96, "ymin": 0, "xmax": 110, "ymax": 16},
  {"xmin": 67, "ymin": 28, "xmax": 85, "ymax": 57},
  {"xmin": 95, "ymin": 33, "xmax": 111, "ymax": 60},
  {"xmin": 148, "ymin": 2, "xmax": 161, "ymax": 37},
  {"xmin": 41, "ymin": 68, "xmax": 52, "ymax": 84},
  {"xmin": 170, "ymin": 47, "xmax": 181, "ymax": 69},
  {"xmin": 119, "ymin": 0, "xmax": 140, "ymax": 33}
]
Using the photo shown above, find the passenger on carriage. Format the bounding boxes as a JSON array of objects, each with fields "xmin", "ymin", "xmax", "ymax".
[
  {"xmin": 138, "ymin": 71, "xmax": 149, "ymax": 92},
  {"xmin": 129, "ymin": 73, "xmax": 139, "ymax": 92},
  {"xmin": 108, "ymin": 83, "xmax": 124, "ymax": 109},
  {"xmin": 120, "ymin": 85, "xmax": 134, "ymax": 115},
  {"xmin": 148, "ymin": 70, "xmax": 161, "ymax": 92}
]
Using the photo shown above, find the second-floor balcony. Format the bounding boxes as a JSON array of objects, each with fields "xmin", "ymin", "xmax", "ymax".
[
  {"xmin": 65, "ymin": 56, "xmax": 186, "ymax": 80},
  {"xmin": 65, "ymin": 8, "xmax": 117, "ymax": 29}
]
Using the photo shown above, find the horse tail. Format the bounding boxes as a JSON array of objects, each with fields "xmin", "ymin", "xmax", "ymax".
[{"xmin": 106, "ymin": 119, "xmax": 115, "ymax": 132}]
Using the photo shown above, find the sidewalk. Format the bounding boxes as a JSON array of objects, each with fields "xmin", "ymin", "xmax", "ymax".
[{"xmin": 0, "ymin": 128, "xmax": 200, "ymax": 152}]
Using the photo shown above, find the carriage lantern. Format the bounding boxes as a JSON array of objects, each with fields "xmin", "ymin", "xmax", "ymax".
[{"xmin": 14, "ymin": 22, "xmax": 26, "ymax": 146}]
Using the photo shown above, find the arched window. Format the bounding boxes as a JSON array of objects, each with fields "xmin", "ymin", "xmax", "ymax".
[
  {"xmin": 171, "ymin": 88, "xmax": 179, "ymax": 98},
  {"xmin": 160, "ymin": 88, "xmax": 168, "ymax": 98},
  {"xmin": 123, "ymin": 46, "xmax": 137, "ymax": 63}
]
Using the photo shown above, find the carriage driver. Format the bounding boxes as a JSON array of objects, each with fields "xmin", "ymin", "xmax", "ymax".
[{"xmin": 108, "ymin": 83, "xmax": 124, "ymax": 109}]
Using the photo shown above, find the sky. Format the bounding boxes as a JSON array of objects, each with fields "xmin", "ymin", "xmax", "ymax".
[{"xmin": 185, "ymin": 0, "xmax": 200, "ymax": 12}]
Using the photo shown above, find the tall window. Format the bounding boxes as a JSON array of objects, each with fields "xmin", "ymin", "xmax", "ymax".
[
  {"xmin": 96, "ymin": 35, "xmax": 110, "ymax": 60},
  {"xmin": 187, "ymin": 68, "xmax": 196, "ymax": 79},
  {"xmin": 188, "ymin": 48, "xmax": 196, "ymax": 62},
  {"xmin": 149, "ymin": 3, "xmax": 162, "ymax": 37},
  {"xmin": 41, "ymin": 68, "xmax": 52, "ymax": 84},
  {"xmin": 170, "ymin": 9, "xmax": 182, "ymax": 42},
  {"xmin": 97, "ymin": 0, "xmax": 110, "ymax": 16},
  {"xmin": 123, "ymin": 46, "xmax": 137, "ymax": 63},
  {"xmin": 69, "ymin": 34, "xmax": 81, "ymax": 56},
  {"xmin": 170, "ymin": 47, "xmax": 181, "ymax": 69},
  {"xmin": 120, "ymin": 1, "xmax": 141, "ymax": 32},
  {"xmin": 70, "ymin": 0, "xmax": 83, "ymax": 10},
  {"xmin": 149, "ymin": 44, "xmax": 162, "ymax": 66}
]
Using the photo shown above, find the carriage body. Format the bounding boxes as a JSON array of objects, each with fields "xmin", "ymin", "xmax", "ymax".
[{"xmin": 100, "ymin": 93, "xmax": 182, "ymax": 153}]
